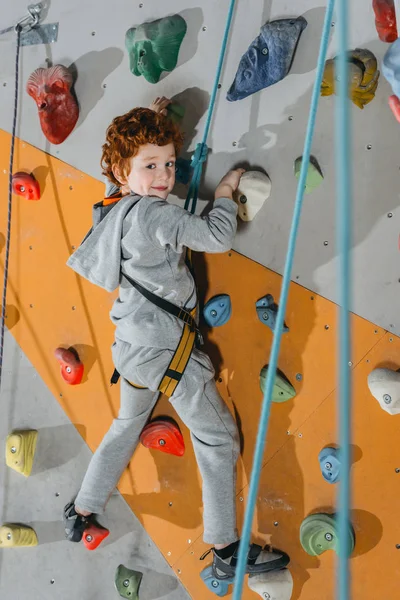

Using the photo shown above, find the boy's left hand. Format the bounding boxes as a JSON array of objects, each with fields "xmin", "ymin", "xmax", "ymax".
[{"xmin": 149, "ymin": 96, "xmax": 171, "ymax": 116}]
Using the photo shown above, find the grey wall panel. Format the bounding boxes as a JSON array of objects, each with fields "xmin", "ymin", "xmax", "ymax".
[
  {"xmin": 1, "ymin": 1, "xmax": 399, "ymax": 332},
  {"xmin": 0, "ymin": 330, "xmax": 191, "ymax": 600}
]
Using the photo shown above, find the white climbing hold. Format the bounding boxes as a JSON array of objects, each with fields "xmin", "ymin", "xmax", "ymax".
[
  {"xmin": 367, "ymin": 368, "xmax": 400, "ymax": 415},
  {"xmin": 234, "ymin": 171, "xmax": 271, "ymax": 221},
  {"xmin": 248, "ymin": 568, "xmax": 293, "ymax": 599}
]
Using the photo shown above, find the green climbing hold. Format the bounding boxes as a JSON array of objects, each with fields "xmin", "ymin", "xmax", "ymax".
[
  {"xmin": 167, "ymin": 102, "xmax": 185, "ymax": 124},
  {"xmin": 300, "ymin": 513, "xmax": 355, "ymax": 557},
  {"xmin": 260, "ymin": 365, "xmax": 296, "ymax": 403},
  {"xmin": 294, "ymin": 156, "xmax": 324, "ymax": 194},
  {"xmin": 125, "ymin": 15, "xmax": 187, "ymax": 84},
  {"xmin": 115, "ymin": 564, "xmax": 143, "ymax": 599}
]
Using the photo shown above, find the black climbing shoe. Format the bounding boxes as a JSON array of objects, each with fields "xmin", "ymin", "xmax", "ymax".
[
  {"xmin": 201, "ymin": 543, "xmax": 290, "ymax": 580},
  {"xmin": 63, "ymin": 501, "xmax": 91, "ymax": 542}
]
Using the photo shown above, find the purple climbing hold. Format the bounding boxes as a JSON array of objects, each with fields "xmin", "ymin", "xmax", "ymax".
[{"xmin": 227, "ymin": 17, "xmax": 308, "ymax": 102}]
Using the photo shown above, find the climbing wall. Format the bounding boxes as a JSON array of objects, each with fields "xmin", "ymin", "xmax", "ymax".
[
  {"xmin": 1, "ymin": 0, "xmax": 400, "ymax": 598},
  {"xmin": 1, "ymin": 0, "xmax": 399, "ymax": 332},
  {"xmin": 1, "ymin": 132, "xmax": 400, "ymax": 599}
]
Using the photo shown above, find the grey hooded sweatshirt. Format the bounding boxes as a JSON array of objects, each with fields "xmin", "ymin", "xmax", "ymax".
[{"xmin": 67, "ymin": 193, "xmax": 238, "ymax": 350}]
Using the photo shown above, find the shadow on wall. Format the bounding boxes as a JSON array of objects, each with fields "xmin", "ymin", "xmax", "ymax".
[{"xmin": 68, "ymin": 48, "xmax": 125, "ymax": 129}]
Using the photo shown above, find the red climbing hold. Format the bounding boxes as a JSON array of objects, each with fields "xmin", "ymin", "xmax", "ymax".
[
  {"xmin": 54, "ymin": 347, "xmax": 84, "ymax": 385},
  {"xmin": 26, "ymin": 65, "xmax": 79, "ymax": 145},
  {"xmin": 82, "ymin": 523, "xmax": 110, "ymax": 551},
  {"xmin": 389, "ymin": 95, "xmax": 400, "ymax": 123},
  {"xmin": 140, "ymin": 418, "xmax": 185, "ymax": 457},
  {"xmin": 373, "ymin": 0, "xmax": 398, "ymax": 43},
  {"xmin": 12, "ymin": 172, "xmax": 40, "ymax": 201}
]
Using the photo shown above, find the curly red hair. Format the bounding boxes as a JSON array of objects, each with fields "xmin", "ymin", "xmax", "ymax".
[{"xmin": 101, "ymin": 107, "xmax": 184, "ymax": 186}]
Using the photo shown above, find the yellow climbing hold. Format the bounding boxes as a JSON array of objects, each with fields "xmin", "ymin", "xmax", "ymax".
[
  {"xmin": 6, "ymin": 430, "xmax": 38, "ymax": 477},
  {"xmin": 321, "ymin": 48, "xmax": 380, "ymax": 109},
  {"xmin": 0, "ymin": 524, "xmax": 38, "ymax": 548}
]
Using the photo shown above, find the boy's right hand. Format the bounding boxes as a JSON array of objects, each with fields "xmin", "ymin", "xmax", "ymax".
[
  {"xmin": 148, "ymin": 96, "xmax": 171, "ymax": 116},
  {"xmin": 215, "ymin": 168, "xmax": 246, "ymax": 200}
]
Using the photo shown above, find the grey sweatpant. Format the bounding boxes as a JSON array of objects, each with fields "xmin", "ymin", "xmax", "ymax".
[{"xmin": 75, "ymin": 345, "xmax": 240, "ymax": 545}]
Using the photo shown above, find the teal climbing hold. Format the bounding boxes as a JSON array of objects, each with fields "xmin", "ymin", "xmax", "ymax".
[
  {"xmin": 167, "ymin": 102, "xmax": 185, "ymax": 124},
  {"xmin": 294, "ymin": 156, "xmax": 324, "ymax": 193},
  {"xmin": 300, "ymin": 513, "xmax": 355, "ymax": 557},
  {"xmin": 260, "ymin": 365, "xmax": 296, "ymax": 403},
  {"xmin": 200, "ymin": 565, "xmax": 234, "ymax": 596},
  {"xmin": 115, "ymin": 564, "xmax": 143, "ymax": 599},
  {"xmin": 125, "ymin": 15, "xmax": 187, "ymax": 83},
  {"xmin": 203, "ymin": 295, "xmax": 232, "ymax": 327}
]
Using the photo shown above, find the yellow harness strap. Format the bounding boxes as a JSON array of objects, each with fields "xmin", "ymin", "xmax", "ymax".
[{"xmin": 127, "ymin": 306, "xmax": 197, "ymax": 397}]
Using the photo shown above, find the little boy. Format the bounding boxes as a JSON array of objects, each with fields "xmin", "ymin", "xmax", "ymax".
[{"xmin": 63, "ymin": 97, "xmax": 288, "ymax": 578}]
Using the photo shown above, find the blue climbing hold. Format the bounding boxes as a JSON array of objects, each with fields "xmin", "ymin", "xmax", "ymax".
[
  {"xmin": 203, "ymin": 295, "xmax": 232, "ymax": 327},
  {"xmin": 318, "ymin": 447, "xmax": 341, "ymax": 484},
  {"xmin": 256, "ymin": 294, "xmax": 289, "ymax": 333},
  {"xmin": 175, "ymin": 157, "xmax": 192, "ymax": 185},
  {"xmin": 227, "ymin": 17, "xmax": 308, "ymax": 102},
  {"xmin": 200, "ymin": 566, "xmax": 234, "ymax": 597},
  {"xmin": 383, "ymin": 37, "xmax": 400, "ymax": 98}
]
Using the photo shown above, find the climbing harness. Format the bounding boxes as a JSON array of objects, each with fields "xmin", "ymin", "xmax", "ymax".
[
  {"xmin": 86, "ymin": 192, "xmax": 202, "ymax": 398},
  {"xmin": 184, "ymin": 0, "xmax": 237, "ymax": 215},
  {"xmin": 233, "ymin": 0, "xmax": 351, "ymax": 600}
]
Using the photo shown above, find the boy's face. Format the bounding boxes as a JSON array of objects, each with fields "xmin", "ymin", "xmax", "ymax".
[{"xmin": 124, "ymin": 142, "xmax": 176, "ymax": 200}]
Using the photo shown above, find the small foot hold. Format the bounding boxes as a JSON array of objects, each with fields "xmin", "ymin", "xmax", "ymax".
[
  {"xmin": 300, "ymin": 513, "xmax": 355, "ymax": 557},
  {"xmin": 294, "ymin": 156, "xmax": 324, "ymax": 194},
  {"xmin": 167, "ymin": 102, "xmax": 185, "ymax": 123},
  {"xmin": 12, "ymin": 172, "xmax": 41, "ymax": 200},
  {"xmin": 26, "ymin": 65, "xmax": 79, "ymax": 144},
  {"xmin": 6, "ymin": 430, "xmax": 38, "ymax": 477},
  {"xmin": 319, "ymin": 447, "xmax": 340, "ymax": 483},
  {"xmin": 200, "ymin": 565, "xmax": 233, "ymax": 597},
  {"xmin": 115, "ymin": 564, "xmax": 143, "ymax": 599},
  {"xmin": 260, "ymin": 365, "xmax": 296, "ymax": 403},
  {"xmin": 82, "ymin": 522, "xmax": 110, "ymax": 551},
  {"xmin": 248, "ymin": 568, "xmax": 294, "ymax": 599},
  {"xmin": 140, "ymin": 417, "xmax": 185, "ymax": 456},
  {"xmin": 256, "ymin": 294, "xmax": 289, "ymax": 333},
  {"xmin": 0, "ymin": 524, "xmax": 38, "ymax": 547},
  {"xmin": 54, "ymin": 347, "xmax": 84, "ymax": 385},
  {"xmin": 234, "ymin": 171, "xmax": 271, "ymax": 221},
  {"xmin": 203, "ymin": 294, "xmax": 232, "ymax": 327}
]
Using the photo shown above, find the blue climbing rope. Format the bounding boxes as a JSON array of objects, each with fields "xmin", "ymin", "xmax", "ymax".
[
  {"xmin": 184, "ymin": 0, "xmax": 237, "ymax": 215},
  {"xmin": 232, "ymin": 2, "xmax": 336, "ymax": 598},
  {"xmin": 336, "ymin": 0, "xmax": 352, "ymax": 598}
]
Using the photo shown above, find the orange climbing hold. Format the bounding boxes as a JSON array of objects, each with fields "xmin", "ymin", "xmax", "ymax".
[
  {"xmin": 82, "ymin": 522, "xmax": 110, "ymax": 550},
  {"xmin": 26, "ymin": 65, "xmax": 79, "ymax": 145},
  {"xmin": 140, "ymin": 418, "xmax": 185, "ymax": 456},
  {"xmin": 54, "ymin": 347, "xmax": 84, "ymax": 385},
  {"xmin": 12, "ymin": 172, "xmax": 40, "ymax": 201}
]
